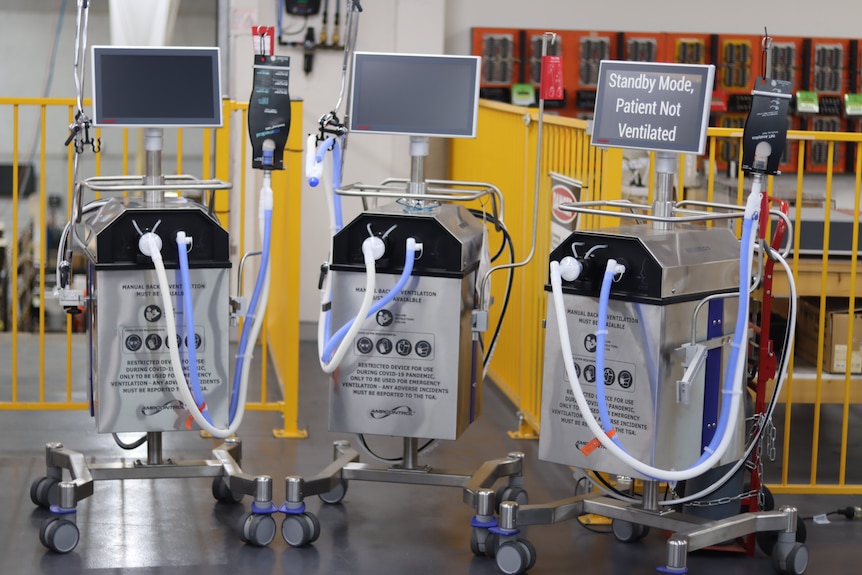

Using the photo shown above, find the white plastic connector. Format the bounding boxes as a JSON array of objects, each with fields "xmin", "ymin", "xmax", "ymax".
[
  {"xmin": 558, "ymin": 256, "xmax": 583, "ymax": 282},
  {"xmin": 176, "ymin": 231, "xmax": 193, "ymax": 250},
  {"xmin": 139, "ymin": 232, "xmax": 163, "ymax": 259},
  {"xmin": 363, "ymin": 236, "xmax": 386, "ymax": 261},
  {"xmin": 614, "ymin": 263, "xmax": 626, "ymax": 277}
]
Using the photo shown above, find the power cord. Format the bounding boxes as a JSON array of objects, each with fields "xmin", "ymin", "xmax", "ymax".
[
  {"xmin": 802, "ymin": 506, "xmax": 862, "ymax": 521},
  {"xmin": 573, "ymin": 476, "xmax": 612, "ymax": 534},
  {"xmin": 357, "ymin": 434, "xmax": 435, "ymax": 463}
]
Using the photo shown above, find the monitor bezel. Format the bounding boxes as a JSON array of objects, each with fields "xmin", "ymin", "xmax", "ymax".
[
  {"xmin": 348, "ymin": 51, "xmax": 481, "ymax": 139},
  {"xmin": 91, "ymin": 45, "xmax": 223, "ymax": 128}
]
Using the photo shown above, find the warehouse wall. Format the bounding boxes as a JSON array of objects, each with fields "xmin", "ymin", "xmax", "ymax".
[
  {"xmin": 1, "ymin": 0, "xmax": 860, "ymax": 324},
  {"xmin": 444, "ymin": 0, "xmax": 862, "ymax": 54}
]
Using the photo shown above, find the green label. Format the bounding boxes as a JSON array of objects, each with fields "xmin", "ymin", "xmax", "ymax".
[
  {"xmin": 796, "ymin": 91, "xmax": 820, "ymax": 114},
  {"xmin": 845, "ymin": 94, "xmax": 862, "ymax": 116}
]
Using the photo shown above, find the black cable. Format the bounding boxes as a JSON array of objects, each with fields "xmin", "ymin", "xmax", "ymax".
[
  {"xmin": 467, "ymin": 209, "xmax": 515, "ymax": 371},
  {"xmin": 801, "ymin": 507, "xmax": 861, "ymax": 521},
  {"xmin": 357, "ymin": 434, "xmax": 435, "ymax": 462},
  {"xmin": 112, "ymin": 433, "xmax": 147, "ymax": 450},
  {"xmin": 468, "ymin": 209, "xmax": 506, "ymax": 263},
  {"xmin": 588, "ymin": 469, "xmax": 638, "ymax": 500},
  {"xmin": 484, "ymin": 236, "xmax": 514, "ymax": 370}
]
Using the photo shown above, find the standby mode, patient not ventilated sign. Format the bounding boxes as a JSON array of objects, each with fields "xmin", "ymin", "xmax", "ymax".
[{"xmin": 590, "ymin": 60, "xmax": 715, "ymax": 155}]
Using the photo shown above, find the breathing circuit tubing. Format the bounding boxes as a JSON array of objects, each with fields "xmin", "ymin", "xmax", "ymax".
[
  {"xmin": 589, "ymin": 239, "xmax": 798, "ymax": 506},
  {"xmin": 139, "ymin": 174, "xmax": 274, "ymax": 439},
  {"xmin": 549, "ymin": 178, "xmax": 764, "ymax": 483},
  {"xmin": 307, "ymin": 129, "xmax": 420, "ymax": 373},
  {"xmin": 318, "ymin": 237, "xmax": 418, "ymax": 373},
  {"xmin": 307, "ymin": 134, "xmax": 344, "ymax": 233}
]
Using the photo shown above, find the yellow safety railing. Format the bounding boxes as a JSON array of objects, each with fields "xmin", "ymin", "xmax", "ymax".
[
  {"xmin": 0, "ymin": 97, "xmax": 305, "ymax": 438},
  {"xmin": 451, "ymin": 100, "xmax": 862, "ymax": 494}
]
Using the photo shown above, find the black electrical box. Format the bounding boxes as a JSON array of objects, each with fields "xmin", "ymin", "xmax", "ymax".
[
  {"xmin": 284, "ymin": 0, "xmax": 321, "ymax": 16},
  {"xmin": 0, "ymin": 163, "xmax": 36, "ymax": 197}
]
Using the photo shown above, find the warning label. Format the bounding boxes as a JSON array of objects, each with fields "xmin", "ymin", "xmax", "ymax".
[
  {"xmin": 341, "ymin": 360, "xmax": 447, "ymax": 402},
  {"xmin": 550, "ymin": 386, "xmax": 646, "ymax": 438},
  {"xmin": 109, "ymin": 354, "xmax": 222, "ymax": 396}
]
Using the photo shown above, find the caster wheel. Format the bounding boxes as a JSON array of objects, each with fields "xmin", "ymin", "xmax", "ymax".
[
  {"xmin": 611, "ymin": 519, "xmax": 649, "ymax": 543},
  {"xmin": 495, "ymin": 539, "xmax": 535, "ymax": 575},
  {"xmin": 40, "ymin": 518, "xmax": 79, "ymax": 554},
  {"xmin": 282, "ymin": 512, "xmax": 320, "ymax": 547},
  {"xmin": 470, "ymin": 527, "xmax": 496, "ymax": 557},
  {"xmin": 319, "ymin": 479, "xmax": 348, "ymax": 504},
  {"xmin": 486, "ymin": 532, "xmax": 500, "ymax": 558},
  {"xmin": 519, "ymin": 538, "xmax": 537, "ymax": 571},
  {"xmin": 772, "ymin": 542, "xmax": 809, "ymax": 575},
  {"xmin": 305, "ymin": 511, "xmax": 321, "ymax": 544},
  {"xmin": 756, "ymin": 516, "xmax": 807, "ymax": 556},
  {"xmin": 212, "ymin": 477, "xmax": 243, "ymax": 504},
  {"xmin": 469, "ymin": 528, "xmax": 483, "ymax": 556},
  {"xmin": 30, "ymin": 477, "xmax": 59, "ymax": 508},
  {"xmin": 239, "ymin": 512, "xmax": 276, "ymax": 547},
  {"xmin": 495, "ymin": 485, "xmax": 528, "ymax": 513}
]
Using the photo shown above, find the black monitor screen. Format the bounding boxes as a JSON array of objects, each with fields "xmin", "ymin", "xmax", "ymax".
[
  {"xmin": 91, "ymin": 46, "xmax": 222, "ymax": 127},
  {"xmin": 349, "ymin": 52, "xmax": 480, "ymax": 138},
  {"xmin": 0, "ymin": 163, "xmax": 36, "ymax": 197}
]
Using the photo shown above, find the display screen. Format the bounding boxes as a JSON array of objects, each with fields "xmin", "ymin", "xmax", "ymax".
[
  {"xmin": 91, "ymin": 46, "xmax": 222, "ymax": 128},
  {"xmin": 349, "ymin": 52, "xmax": 481, "ymax": 138}
]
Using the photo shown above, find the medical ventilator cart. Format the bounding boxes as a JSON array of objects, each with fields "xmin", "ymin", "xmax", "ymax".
[
  {"xmin": 481, "ymin": 38, "xmax": 808, "ymax": 575},
  {"xmin": 29, "ymin": 7, "xmax": 292, "ymax": 552},
  {"xmin": 273, "ymin": 17, "xmax": 551, "ymax": 549}
]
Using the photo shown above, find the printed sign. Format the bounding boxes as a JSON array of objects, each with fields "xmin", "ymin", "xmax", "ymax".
[
  {"xmin": 549, "ymin": 172, "xmax": 582, "ymax": 251},
  {"xmin": 591, "ymin": 60, "xmax": 715, "ymax": 154}
]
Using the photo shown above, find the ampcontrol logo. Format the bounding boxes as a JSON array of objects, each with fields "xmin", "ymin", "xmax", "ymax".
[
  {"xmin": 369, "ymin": 405, "xmax": 415, "ymax": 419},
  {"xmin": 140, "ymin": 400, "xmax": 185, "ymax": 416}
]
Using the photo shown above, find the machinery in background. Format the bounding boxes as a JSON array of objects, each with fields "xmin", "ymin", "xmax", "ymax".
[
  {"xmin": 28, "ymin": 6, "xmax": 288, "ymax": 552},
  {"xmin": 481, "ymin": 38, "xmax": 809, "ymax": 575},
  {"xmin": 472, "ymin": 26, "xmax": 861, "ymax": 175}
]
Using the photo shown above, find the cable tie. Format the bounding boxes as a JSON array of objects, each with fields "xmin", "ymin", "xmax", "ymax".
[
  {"xmin": 703, "ymin": 445, "xmax": 715, "ymax": 455},
  {"xmin": 595, "ymin": 329, "xmax": 609, "ymax": 336},
  {"xmin": 580, "ymin": 429, "xmax": 615, "ymax": 456}
]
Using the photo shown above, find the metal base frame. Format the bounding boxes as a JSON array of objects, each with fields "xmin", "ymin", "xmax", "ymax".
[
  {"xmin": 32, "ymin": 436, "xmax": 276, "ymax": 553},
  {"xmin": 490, "ymin": 489, "xmax": 808, "ymax": 575},
  {"xmin": 279, "ymin": 439, "xmax": 526, "ymax": 548}
]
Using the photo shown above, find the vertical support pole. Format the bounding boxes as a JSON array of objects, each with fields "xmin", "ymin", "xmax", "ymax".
[
  {"xmin": 143, "ymin": 128, "xmax": 165, "ymax": 207},
  {"xmin": 642, "ymin": 480, "xmax": 660, "ymax": 512},
  {"xmin": 147, "ymin": 432, "xmax": 163, "ymax": 465},
  {"xmin": 402, "ymin": 437, "xmax": 419, "ymax": 470},
  {"xmin": 408, "ymin": 136, "xmax": 428, "ymax": 196},
  {"xmin": 652, "ymin": 150, "xmax": 676, "ymax": 230}
]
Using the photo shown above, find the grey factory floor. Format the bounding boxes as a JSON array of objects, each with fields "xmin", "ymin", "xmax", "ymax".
[{"xmin": 1, "ymin": 336, "xmax": 860, "ymax": 575}]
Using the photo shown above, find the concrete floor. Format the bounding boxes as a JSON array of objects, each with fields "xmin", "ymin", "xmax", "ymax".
[{"xmin": 1, "ymin": 339, "xmax": 860, "ymax": 575}]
